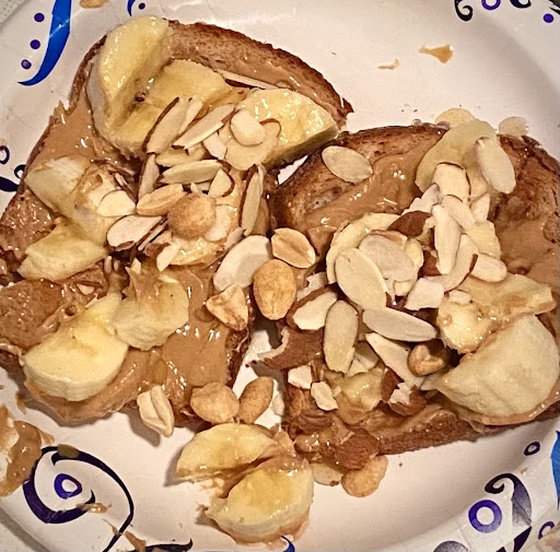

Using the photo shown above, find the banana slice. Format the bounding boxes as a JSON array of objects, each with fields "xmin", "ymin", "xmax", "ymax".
[
  {"xmin": 113, "ymin": 274, "xmax": 189, "ymax": 350},
  {"xmin": 18, "ymin": 222, "xmax": 107, "ymax": 282},
  {"xmin": 206, "ymin": 456, "xmax": 314, "ymax": 543},
  {"xmin": 176, "ymin": 423, "xmax": 281, "ymax": 482},
  {"xmin": 87, "ymin": 16, "xmax": 172, "ymax": 151},
  {"xmin": 23, "ymin": 294, "xmax": 128, "ymax": 402},
  {"xmin": 240, "ymin": 89, "xmax": 338, "ymax": 165}
]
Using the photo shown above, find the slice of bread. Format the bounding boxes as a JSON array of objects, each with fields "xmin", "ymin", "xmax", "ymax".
[
  {"xmin": 0, "ymin": 20, "xmax": 350, "ymax": 424},
  {"xmin": 270, "ymin": 123, "xmax": 559, "ymax": 458}
]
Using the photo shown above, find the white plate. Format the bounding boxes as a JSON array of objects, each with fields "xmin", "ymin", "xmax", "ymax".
[{"xmin": 0, "ymin": 1, "xmax": 559, "ymax": 551}]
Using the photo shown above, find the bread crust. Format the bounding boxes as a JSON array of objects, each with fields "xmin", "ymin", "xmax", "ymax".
[{"xmin": 272, "ymin": 124, "xmax": 560, "ymax": 454}]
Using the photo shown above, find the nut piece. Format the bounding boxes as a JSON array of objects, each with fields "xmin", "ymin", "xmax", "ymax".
[
  {"xmin": 168, "ymin": 194, "xmax": 216, "ymax": 239},
  {"xmin": 321, "ymin": 146, "xmax": 373, "ymax": 184},
  {"xmin": 206, "ymin": 284, "xmax": 249, "ymax": 331},
  {"xmin": 404, "ymin": 278, "xmax": 445, "ymax": 311},
  {"xmin": 475, "ymin": 137, "xmax": 516, "ymax": 194},
  {"xmin": 324, "ymin": 301, "xmax": 359, "ymax": 374},
  {"xmin": 433, "ymin": 204, "xmax": 461, "ymax": 275},
  {"xmin": 241, "ymin": 166, "xmax": 265, "ymax": 236},
  {"xmin": 230, "ymin": 109, "xmax": 266, "ymax": 146},
  {"xmin": 292, "ymin": 290, "xmax": 338, "ymax": 331},
  {"xmin": 388, "ymin": 382, "xmax": 428, "ymax": 416},
  {"xmin": 432, "ymin": 163, "xmax": 470, "ymax": 203},
  {"xmin": 311, "ymin": 463, "xmax": 344, "ymax": 487},
  {"xmin": 238, "ymin": 376, "xmax": 274, "ymax": 424},
  {"xmin": 341, "ymin": 456, "xmax": 388, "ymax": 497},
  {"xmin": 362, "ymin": 308, "xmax": 437, "ymax": 342},
  {"xmin": 136, "ymin": 184, "xmax": 186, "ymax": 216},
  {"xmin": 253, "ymin": 259, "xmax": 297, "ymax": 320},
  {"xmin": 471, "ymin": 254, "xmax": 508, "ymax": 282},
  {"xmin": 287, "ymin": 365, "xmax": 313, "ymax": 390},
  {"xmin": 271, "ymin": 228, "xmax": 317, "ymax": 269},
  {"xmin": 107, "ymin": 214, "xmax": 162, "ymax": 249},
  {"xmin": 136, "ymin": 385, "xmax": 174, "ymax": 438},
  {"xmin": 190, "ymin": 382, "xmax": 240, "ymax": 424},
  {"xmin": 97, "ymin": 189, "xmax": 136, "ymax": 217},
  {"xmin": 310, "ymin": 381, "xmax": 338, "ymax": 411},
  {"xmin": 408, "ymin": 340, "xmax": 451, "ymax": 376}
]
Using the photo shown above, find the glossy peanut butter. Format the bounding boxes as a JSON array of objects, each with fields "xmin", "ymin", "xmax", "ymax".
[{"xmin": 0, "ymin": 405, "xmax": 43, "ymax": 496}]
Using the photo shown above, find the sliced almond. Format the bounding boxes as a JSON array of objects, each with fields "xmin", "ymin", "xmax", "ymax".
[
  {"xmin": 470, "ymin": 254, "xmax": 507, "ymax": 282},
  {"xmin": 97, "ymin": 189, "xmax": 136, "ymax": 217},
  {"xmin": 204, "ymin": 205, "xmax": 235, "ymax": 242},
  {"xmin": 206, "ymin": 284, "xmax": 249, "ymax": 331},
  {"xmin": 216, "ymin": 69, "xmax": 278, "ymax": 90},
  {"xmin": 241, "ymin": 166, "xmax": 264, "ymax": 236},
  {"xmin": 213, "ymin": 235, "xmax": 272, "ymax": 292},
  {"xmin": 136, "ymin": 184, "xmax": 186, "ymax": 216},
  {"xmin": 404, "ymin": 183, "xmax": 440, "ymax": 214},
  {"xmin": 363, "ymin": 308, "xmax": 437, "ymax": 342},
  {"xmin": 466, "ymin": 221, "xmax": 501, "ymax": 257},
  {"xmin": 146, "ymin": 96, "xmax": 200, "ymax": 155},
  {"xmin": 324, "ymin": 301, "xmax": 359, "ymax": 374},
  {"xmin": 440, "ymin": 195, "xmax": 475, "ymax": 230},
  {"xmin": 138, "ymin": 154, "xmax": 160, "ymax": 199},
  {"xmin": 358, "ymin": 235, "xmax": 416, "ymax": 282},
  {"xmin": 297, "ymin": 272, "xmax": 329, "ymax": 301},
  {"xmin": 404, "ymin": 278, "xmax": 445, "ymax": 310},
  {"xmin": 137, "ymin": 385, "xmax": 174, "ymax": 438},
  {"xmin": 156, "ymin": 240, "xmax": 181, "ymax": 272},
  {"xmin": 161, "ymin": 159, "xmax": 222, "ymax": 185},
  {"xmin": 435, "ymin": 107, "xmax": 475, "ymax": 128},
  {"xmin": 427, "ymin": 234, "xmax": 479, "ymax": 291},
  {"xmin": 326, "ymin": 213, "xmax": 399, "ymax": 283},
  {"xmin": 475, "ymin": 137, "xmax": 516, "ymax": 194},
  {"xmin": 203, "ymin": 132, "xmax": 227, "ymax": 160},
  {"xmin": 293, "ymin": 290, "xmax": 338, "ymax": 331},
  {"xmin": 272, "ymin": 228, "xmax": 317, "ymax": 269},
  {"xmin": 156, "ymin": 145, "xmax": 207, "ymax": 168},
  {"xmin": 138, "ymin": 221, "xmax": 167, "ymax": 252},
  {"xmin": 321, "ymin": 146, "xmax": 373, "ymax": 184},
  {"xmin": 208, "ymin": 169, "xmax": 234, "ymax": 198},
  {"xmin": 498, "ymin": 116, "xmax": 528, "ymax": 138},
  {"xmin": 107, "ymin": 214, "xmax": 162, "ymax": 249},
  {"xmin": 311, "ymin": 382, "xmax": 338, "ymax": 411},
  {"xmin": 348, "ymin": 342, "xmax": 379, "ymax": 375},
  {"xmin": 432, "ymin": 204, "xmax": 461, "ymax": 275},
  {"xmin": 388, "ymin": 211, "xmax": 432, "ymax": 238},
  {"xmin": 288, "ymin": 365, "xmax": 313, "ymax": 390},
  {"xmin": 225, "ymin": 120, "xmax": 281, "ymax": 172},
  {"xmin": 174, "ymin": 103, "xmax": 235, "ymax": 149},
  {"xmin": 335, "ymin": 248, "xmax": 388, "ymax": 309},
  {"xmin": 364, "ymin": 333, "xmax": 423, "ymax": 387},
  {"xmin": 447, "ymin": 289, "xmax": 472, "ymax": 305},
  {"xmin": 253, "ymin": 259, "xmax": 297, "ymax": 320},
  {"xmin": 231, "ymin": 109, "xmax": 266, "ymax": 146},
  {"xmin": 432, "ymin": 163, "xmax": 470, "ymax": 202},
  {"xmin": 470, "ymin": 193, "xmax": 491, "ymax": 223}
]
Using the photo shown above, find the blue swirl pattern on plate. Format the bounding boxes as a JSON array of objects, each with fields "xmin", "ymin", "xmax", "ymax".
[{"xmin": 454, "ymin": 0, "xmax": 560, "ymax": 23}]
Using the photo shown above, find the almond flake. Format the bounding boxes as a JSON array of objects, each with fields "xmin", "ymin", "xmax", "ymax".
[
  {"xmin": 466, "ymin": 221, "xmax": 501, "ymax": 257},
  {"xmin": 470, "ymin": 253, "xmax": 507, "ymax": 282},
  {"xmin": 272, "ymin": 228, "xmax": 317, "ymax": 269},
  {"xmin": 138, "ymin": 154, "xmax": 160, "ymax": 199},
  {"xmin": 161, "ymin": 159, "xmax": 222, "ymax": 185},
  {"xmin": 206, "ymin": 284, "xmax": 249, "ymax": 331},
  {"xmin": 388, "ymin": 211, "xmax": 432, "ymax": 238},
  {"xmin": 470, "ymin": 193, "xmax": 491, "ymax": 223},
  {"xmin": 432, "ymin": 204, "xmax": 461, "ymax": 275},
  {"xmin": 225, "ymin": 120, "xmax": 281, "ymax": 172},
  {"xmin": 498, "ymin": 116, "xmax": 528, "ymax": 138},
  {"xmin": 208, "ymin": 169, "xmax": 234, "ymax": 198},
  {"xmin": 97, "ymin": 189, "xmax": 136, "ymax": 217},
  {"xmin": 321, "ymin": 146, "xmax": 373, "ymax": 184},
  {"xmin": 203, "ymin": 132, "xmax": 227, "ymax": 160},
  {"xmin": 358, "ymin": 235, "xmax": 416, "ymax": 282},
  {"xmin": 324, "ymin": 301, "xmax": 359, "ymax": 374},
  {"xmin": 404, "ymin": 183, "xmax": 440, "ymax": 214},
  {"xmin": 288, "ymin": 365, "xmax": 313, "ymax": 390},
  {"xmin": 213, "ymin": 235, "xmax": 272, "ymax": 292},
  {"xmin": 365, "ymin": 332, "xmax": 423, "ymax": 387},
  {"xmin": 441, "ymin": 195, "xmax": 475, "ymax": 230},
  {"xmin": 404, "ymin": 278, "xmax": 445, "ymax": 310},
  {"xmin": 363, "ymin": 307, "xmax": 437, "ymax": 342},
  {"xmin": 241, "ymin": 166, "xmax": 264, "ymax": 236},
  {"xmin": 447, "ymin": 289, "xmax": 472, "ymax": 305},
  {"xmin": 138, "ymin": 221, "xmax": 167, "ymax": 252},
  {"xmin": 326, "ymin": 213, "xmax": 399, "ymax": 283},
  {"xmin": 347, "ymin": 342, "xmax": 379, "ymax": 375},
  {"xmin": 335, "ymin": 248, "xmax": 387, "ymax": 309},
  {"xmin": 107, "ymin": 214, "xmax": 162, "ymax": 249},
  {"xmin": 174, "ymin": 103, "xmax": 235, "ymax": 149},
  {"xmin": 204, "ymin": 205, "xmax": 235, "ymax": 242},
  {"xmin": 156, "ymin": 240, "xmax": 181, "ymax": 272},
  {"xmin": 297, "ymin": 272, "xmax": 329, "ymax": 301},
  {"xmin": 146, "ymin": 96, "xmax": 200, "ymax": 155},
  {"xmin": 253, "ymin": 259, "xmax": 297, "ymax": 320},
  {"xmin": 137, "ymin": 385, "xmax": 174, "ymax": 438},
  {"xmin": 136, "ymin": 184, "xmax": 186, "ymax": 216},
  {"xmin": 156, "ymin": 146, "xmax": 207, "ymax": 167},
  {"xmin": 475, "ymin": 137, "xmax": 516, "ymax": 194},
  {"xmin": 230, "ymin": 109, "xmax": 266, "ymax": 146},
  {"xmin": 216, "ymin": 69, "xmax": 278, "ymax": 90},
  {"xmin": 311, "ymin": 382, "xmax": 338, "ymax": 411},
  {"xmin": 432, "ymin": 163, "xmax": 470, "ymax": 202},
  {"xmin": 293, "ymin": 290, "xmax": 338, "ymax": 331}
]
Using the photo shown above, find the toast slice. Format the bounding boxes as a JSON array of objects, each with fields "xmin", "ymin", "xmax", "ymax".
[
  {"xmin": 269, "ymin": 122, "xmax": 559, "ymax": 465},
  {"xmin": 0, "ymin": 17, "xmax": 350, "ymax": 425}
]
